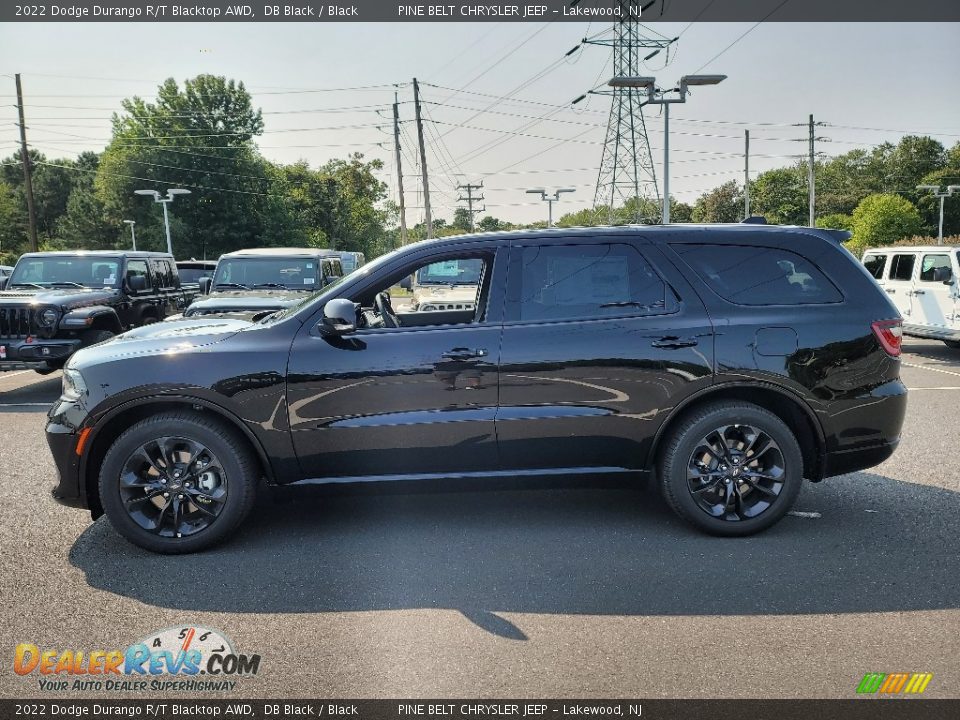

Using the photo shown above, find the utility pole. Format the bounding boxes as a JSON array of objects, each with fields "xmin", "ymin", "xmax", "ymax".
[
  {"xmin": 14, "ymin": 74, "xmax": 39, "ymax": 253},
  {"xmin": 392, "ymin": 93, "xmax": 408, "ymax": 246},
  {"xmin": 412, "ymin": 78, "xmax": 433, "ymax": 239},
  {"xmin": 744, "ymin": 130, "xmax": 751, "ymax": 218},
  {"xmin": 457, "ymin": 182, "xmax": 485, "ymax": 232},
  {"xmin": 123, "ymin": 220, "xmax": 137, "ymax": 251},
  {"xmin": 808, "ymin": 114, "xmax": 816, "ymax": 227},
  {"xmin": 917, "ymin": 184, "xmax": 960, "ymax": 245}
]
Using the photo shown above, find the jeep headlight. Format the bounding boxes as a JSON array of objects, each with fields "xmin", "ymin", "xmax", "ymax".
[
  {"xmin": 61, "ymin": 367, "xmax": 88, "ymax": 401},
  {"xmin": 38, "ymin": 307, "xmax": 59, "ymax": 327}
]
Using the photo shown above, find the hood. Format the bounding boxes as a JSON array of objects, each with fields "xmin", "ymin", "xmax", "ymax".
[
  {"xmin": 68, "ymin": 316, "xmax": 253, "ymax": 370},
  {"xmin": 0, "ymin": 287, "xmax": 119, "ymax": 308},
  {"xmin": 186, "ymin": 290, "xmax": 305, "ymax": 315}
]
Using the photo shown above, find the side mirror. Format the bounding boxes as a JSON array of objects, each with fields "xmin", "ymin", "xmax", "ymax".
[
  {"xmin": 199, "ymin": 276, "xmax": 213, "ymax": 294},
  {"xmin": 932, "ymin": 266, "xmax": 953, "ymax": 284},
  {"xmin": 128, "ymin": 275, "xmax": 148, "ymax": 293},
  {"xmin": 320, "ymin": 298, "xmax": 357, "ymax": 336},
  {"xmin": 399, "ymin": 276, "xmax": 412, "ymax": 291}
]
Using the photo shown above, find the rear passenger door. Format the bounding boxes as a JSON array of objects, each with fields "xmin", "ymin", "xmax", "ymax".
[
  {"xmin": 495, "ymin": 236, "xmax": 715, "ymax": 473},
  {"xmin": 886, "ymin": 252, "xmax": 917, "ymax": 320}
]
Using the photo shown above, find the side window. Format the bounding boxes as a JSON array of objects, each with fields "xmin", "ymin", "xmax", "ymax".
[
  {"xmin": 506, "ymin": 243, "xmax": 668, "ymax": 323},
  {"xmin": 863, "ymin": 254, "xmax": 887, "ymax": 280},
  {"xmin": 919, "ymin": 254, "xmax": 951, "ymax": 282},
  {"xmin": 150, "ymin": 260, "xmax": 175, "ymax": 289},
  {"xmin": 125, "ymin": 260, "xmax": 150, "ymax": 290},
  {"xmin": 888, "ymin": 254, "xmax": 916, "ymax": 281},
  {"xmin": 671, "ymin": 243, "xmax": 843, "ymax": 305},
  {"xmin": 329, "ymin": 260, "xmax": 343, "ymax": 278}
]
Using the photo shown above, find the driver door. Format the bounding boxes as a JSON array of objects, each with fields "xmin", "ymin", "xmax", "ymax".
[{"xmin": 287, "ymin": 242, "xmax": 507, "ymax": 480}]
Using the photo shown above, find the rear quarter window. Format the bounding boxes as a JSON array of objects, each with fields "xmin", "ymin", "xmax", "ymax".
[
  {"xmin": 671, "ymin": 243, "xmax": 843, "ymax": 305},
  {"xmin": 863, "ymin": 254, "xmax": 887, "ymax": 279}
]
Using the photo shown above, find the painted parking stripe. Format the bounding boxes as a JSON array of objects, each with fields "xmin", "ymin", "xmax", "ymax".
[
  {"xmin": 902, "ymin": 362, "xmax": 960, "ymax": 378},
  {"xmin": 906, "ymin": 386, "xmax": 960, "ymax": 390}
]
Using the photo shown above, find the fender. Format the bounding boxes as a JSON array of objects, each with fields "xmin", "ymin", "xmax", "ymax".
[
  {"xmin": 60, "ymin": 305, "xmax": 122, "ymax": 333},
  {"xmin": 646, "ymin": 380, "xmax": 827, "ymax": 477}
]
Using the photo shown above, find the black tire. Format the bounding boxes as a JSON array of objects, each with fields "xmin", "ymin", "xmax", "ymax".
[
  {"xmin": 99, "ymin": 412, "xmax": 258, "ymax": 553},
  {"xmin": 658, "ymin": 401, "xmax": 804, "ymax": 537},
  {"xmin": 140, "ymin": 315, "xmax": 158, "ymax": 326},
  {"xmin": 80, "ymin": 329, "xmax": 115, "ymax": 347},
  {"xmin": 944, "ymin": 340, "xmax": 960, "ymax": 350}
]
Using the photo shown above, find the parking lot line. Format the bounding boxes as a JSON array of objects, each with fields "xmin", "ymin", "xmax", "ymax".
[
  {"xmin": 906, "ymin": 386, "xmax": 960, "ymax": 390},
  {"xmin": 902, "ymin": 362, "xmax": 960, "ymax": 378}
]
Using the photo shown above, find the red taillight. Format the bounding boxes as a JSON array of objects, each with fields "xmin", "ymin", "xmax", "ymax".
[{"xmin": 871, "ymin": 319, "xmax": 902, "ymax": 357}]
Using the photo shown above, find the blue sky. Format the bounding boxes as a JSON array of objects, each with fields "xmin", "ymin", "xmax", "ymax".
[{"xmin": 1, "ymin": 21, "xmax": 958, "ymax": 224}]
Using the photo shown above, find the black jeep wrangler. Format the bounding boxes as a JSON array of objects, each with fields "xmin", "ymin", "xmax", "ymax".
[{"xmin": 0, "ymin": 251, "xmax": 194, "ymax": 373}]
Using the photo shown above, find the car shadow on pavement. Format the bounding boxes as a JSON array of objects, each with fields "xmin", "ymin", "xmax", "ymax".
[
  {"xmin": 69, "ymin": 472, "xmax": 960, "ymax": 639},
  {"xmin": 0, "ymin": 376, "xmax": 60, "ymax": 412}
]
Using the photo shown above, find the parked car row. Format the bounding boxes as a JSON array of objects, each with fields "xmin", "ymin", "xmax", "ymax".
[{"xmin": 45, "ymin": 223, "xmax": 907, "ymax": 553}]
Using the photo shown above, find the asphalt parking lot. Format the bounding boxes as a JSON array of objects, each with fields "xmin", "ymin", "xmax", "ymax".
[{"xmin": 1, "ymin": 339, "xmax": 958, "ymax": 699}]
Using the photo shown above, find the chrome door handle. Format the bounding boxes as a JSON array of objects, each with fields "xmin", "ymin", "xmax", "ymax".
[
  {"xmin": 652, "ymin": 336, "xmax": 699, "ymax": 349},
  {"xmin": 441, "ymin": 348, "xmax": 487, "ymax": 361}
]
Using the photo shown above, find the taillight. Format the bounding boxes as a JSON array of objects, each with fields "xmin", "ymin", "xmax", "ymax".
[{"xmin": 871, "ymin": 319, "xmax": 902, "ymax": 357}]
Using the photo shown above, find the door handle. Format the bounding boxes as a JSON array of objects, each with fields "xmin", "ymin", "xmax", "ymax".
[
  {"xmin": 441, "ymin": 348, "xmax": 487, "ymax": 361},
  {"xmin": 913, "ymin": 289, "xmax": 926, "ymax": 295},
  {"xmin": 884, "ymin": 288, "xmax": 896, "ymax": 294},
  {"xmin": 651, "ymin": 336, "xmax": 699, "ymax": 349}
]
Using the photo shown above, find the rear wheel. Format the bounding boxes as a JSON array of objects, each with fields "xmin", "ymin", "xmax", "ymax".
[
  {"xmin": 659, "ymin": 401, "xmax": 804, "ymax": 536},
  {"xmin": 99, "ymin": 412, "xmax": 258, "ymax": 553}
]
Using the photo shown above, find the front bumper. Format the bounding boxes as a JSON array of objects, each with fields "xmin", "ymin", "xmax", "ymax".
[
  {"xmin": 0, "ymin": 337, "xmax": 81, "ymax": 363},
  {"xmin": 47, "ymin": 416, "xmax": 88, "ymax": 510}
]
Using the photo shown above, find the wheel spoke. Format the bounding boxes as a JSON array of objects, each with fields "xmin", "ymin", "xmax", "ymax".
[
  {"xmin": 125, "ymin": 489, "xmax": 164, "ymax": 507},
  {"xmin": 743, "ymin": 479, "xmax": 779, "ymax": 499}
]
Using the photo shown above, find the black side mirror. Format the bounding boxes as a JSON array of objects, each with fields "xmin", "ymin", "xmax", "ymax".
[
  {"xmin": 932, "ymin": 266, "xmax": 954, "ymax": 284},
  {"xmin": 320, "ymin": 298, "xmax": 357, "ymax": 336},
  {"xmin": 128, "ymin": 275, "xmax": 147, "ymax": 293},
  {"xmin": 199, "ymin": 277, "xmax": 213, "ymax": 294},
  {"xmin": 399, "ymin": 276, "xmax": 412, "ymax": 291}
]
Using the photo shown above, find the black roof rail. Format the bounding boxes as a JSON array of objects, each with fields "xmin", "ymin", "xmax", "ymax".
[{"xmin": 742, "ymin": 216, "xmax": 767, "ymax": 224}]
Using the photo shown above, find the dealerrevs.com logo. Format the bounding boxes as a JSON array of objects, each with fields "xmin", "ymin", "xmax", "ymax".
[
  {"xmin": 856, "ymin": 672, "xmax": 933, "ymax": 696},
  {"xmin": 13, "ymin": 626, "xmax": 261, "ymax": 692}
]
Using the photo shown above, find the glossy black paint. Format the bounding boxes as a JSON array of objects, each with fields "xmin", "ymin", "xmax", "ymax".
[{"xmin": 46, "ymin": 225, "xmax": 907, "ymax": 517}]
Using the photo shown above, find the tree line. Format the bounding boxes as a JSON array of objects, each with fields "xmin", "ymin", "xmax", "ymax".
[{"xmin": 2, "ymin": 73, "xmax": 958, "ymax": 266}]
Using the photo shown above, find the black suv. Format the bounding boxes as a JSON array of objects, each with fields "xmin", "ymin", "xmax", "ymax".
[
  {"xmin": 181, "ymin": 248, "xmax": 343, "ymax": 318},
  {"xmin": 1, "ymin": 251, "xmax": 193, "ymax": 373},
  {"xmin": 46, "ymin": 225, "xmax": 907, "ymax": 553}
]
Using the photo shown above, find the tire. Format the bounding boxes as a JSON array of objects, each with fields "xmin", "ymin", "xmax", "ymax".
[
  {"xmin": 99, "ymin": 412, "xmax": 258, "ymax": 553},
  {"xmin": 658, "ymin": 401, "xmax": 804, "ymax": 537},
  {"xmin": 140, "ymin": 315, "xmax": 158, "ymax": 326},
  {"xmin": 944, "ymin": 340, "xmax": 960, "ymax": 350},
  {"xmin": 80, "ymin": 329, "xmax": 115, "ymax": 347}
]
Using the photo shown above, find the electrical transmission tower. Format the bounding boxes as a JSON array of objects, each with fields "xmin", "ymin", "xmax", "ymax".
[
  {"xmin": 587, "ymin": 16, "xmax": 675, "ymax": 224},
  {"xmin": 457, "ymin": 182, "xmax": 485, "ymax": 232}
]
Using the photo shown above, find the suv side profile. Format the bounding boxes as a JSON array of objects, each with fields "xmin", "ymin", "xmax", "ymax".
[
  {"xmin": 47, "ymin": 225, "xmax": 907, "ymax": 553},
  {"xmin": 862, "ymin": 246, "xmax": 960, "ymax": 349}
]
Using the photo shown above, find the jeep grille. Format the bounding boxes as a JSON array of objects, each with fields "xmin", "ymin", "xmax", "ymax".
[
  {"xmin": 0, "ymin": 307, "xmax": 34, "ymax": 339},
  {"xmin": 420, "ymin": 302, "xmax": 476, "ymax": 312}
]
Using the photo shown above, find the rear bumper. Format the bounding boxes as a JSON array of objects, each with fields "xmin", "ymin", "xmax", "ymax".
[{"xmin": 0, "ymin": 337, "xmax": 81, "ymax": 363}]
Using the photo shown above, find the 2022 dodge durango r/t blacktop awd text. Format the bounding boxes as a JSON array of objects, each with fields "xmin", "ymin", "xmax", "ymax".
[{"xmin": 46, "ymin": 224, "xmax": 907, "ymax": 553}]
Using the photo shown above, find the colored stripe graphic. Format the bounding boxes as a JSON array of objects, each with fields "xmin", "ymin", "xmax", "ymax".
[{"xmin": 857, "ymin": 672, "xmax": 933, "ymax": 695}]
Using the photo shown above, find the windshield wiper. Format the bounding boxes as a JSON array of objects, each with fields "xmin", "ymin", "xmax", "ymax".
[
  {"xmin": 9, "ymin": 282, "xmax": 47, "ymax": 290},
  {"xmin": 253, "ymin": 283, "xmax": 288, "ymax": 289},
  {"xmin": 215, "ymin": 282, "xmax": 250, "ymax": 290},
  {"xmin": 599, "ymin": 300, "xmax": 665, "ymax": 309},
  {"xmin": 50, "ymin": 281, "xmax": 84, "ymax": 288}
]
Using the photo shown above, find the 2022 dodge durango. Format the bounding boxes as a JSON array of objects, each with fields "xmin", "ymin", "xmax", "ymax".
[{"xmin": 47, "ymin": 224, "xmax": 908, "ymax": 553}]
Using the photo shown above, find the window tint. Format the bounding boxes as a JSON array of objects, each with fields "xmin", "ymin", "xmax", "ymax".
[
  {"xmin": 919, "ymin": 254, "xmax": 951, "ymax": 282},
  {"xmin": 507, "ymin": 244, "xmax": 667, "ymax": 322},
  {"xmin": 888, "ymin": 254, "xmax": 915, "ymax": 281},
  {"xmin": 863, "ymin": 254, "xmax": 887, "ymax": 280},
  {"xmin": 125, "ymin": 260, "xmax": 150, "ymax": 289},
  {"xmin": 151, "ymin": 260, "xmax": 176, "ymax": 289},
  {"xmin": 672, "ymin": 243, "xmax": 842, "ymax": 305}
]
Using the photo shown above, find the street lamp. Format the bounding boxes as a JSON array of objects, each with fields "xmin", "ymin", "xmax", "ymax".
[
  {"xmin": 609, "ymin": 73, "xmax": 727, "ymax": 224},
  {"xmin": 917, "ymin": 184, "xmax": 960, "ymax": 245},
  {"xmin": 134, "ymin": 188, "xmax": 191, "ymax": 257},
  {"xmin": 526, "ymin": 188, "xmax": 576, "ymax": 227},
  {"xmin": 122, "ymin": 220, "xmax": 137, "ymax": 251}
]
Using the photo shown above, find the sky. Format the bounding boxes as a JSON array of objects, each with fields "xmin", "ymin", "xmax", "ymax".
[{"xmin": 1, "ymin": 21, "xmax": 958, "ymax": 225}]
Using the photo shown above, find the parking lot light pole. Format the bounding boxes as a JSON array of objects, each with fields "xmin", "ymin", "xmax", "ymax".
[
  {"xmin": 134, "ymin": 188, "xmax": 191, "ymax": 256},
  {"xmin": 122, "ymin": 220, "xmax": 137, "ymax": 251},
  {"xmin": 917, "ymin": 184, "xmax": 960, "ymax": 245},
  {"xmin": 526, "ymin": 188, "xmax": 576, "ymax": 227},
  {"xmin": 608, "ymin": 74, "xmax": 726, "ymax": 224}
]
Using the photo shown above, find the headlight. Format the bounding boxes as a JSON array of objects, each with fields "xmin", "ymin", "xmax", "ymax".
[
  {"xmin": 39, "ymin": 307, "xmax": 59, "ymax": 327},
  {"xmin": 61, "ymin": 367, "xmax": 88, "ymax": 401}
]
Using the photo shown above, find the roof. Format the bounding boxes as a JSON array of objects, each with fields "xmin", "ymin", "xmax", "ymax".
[
  {"xmin": 220, "ymin": 247, "xmax": 341, "ymax": 258},
  {"xmin": 863, "ymin": 246, "xmax": 960, "ymax": 253},
  {"xmin": 17, "ymin": 250, "xmax": 173, "ymax": 258}
]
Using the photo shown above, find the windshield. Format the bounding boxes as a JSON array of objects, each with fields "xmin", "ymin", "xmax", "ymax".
[
  {"xmin": 213, "ymin": 257, "xmax": 320, "ymax": 290},
  {"xmin": 8, "ymin": 256, "xmax": 121, "ymax": 288},
  {"xmin": 178, "ymin": 266, "xmax": 215, "ymax": 284},
  {"xmin": 416, "ymin": 258, "xmax": 482, "ymax": 285}
]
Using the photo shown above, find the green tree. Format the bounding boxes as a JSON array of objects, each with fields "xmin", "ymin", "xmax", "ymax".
[
  {"xmin": 849, "ymin": 193, "xmax": 923, "ymax": 257},
  {"xmin": 751, "ymin": 167, "xmax": 807, "ymax": 224},
  {"xmin": 692, "ymin": 181, "xmax": 744, "ymax": 223},
  {"xmin": 816, "ymin": 213, "xmax": 854, "ymax": 232}
]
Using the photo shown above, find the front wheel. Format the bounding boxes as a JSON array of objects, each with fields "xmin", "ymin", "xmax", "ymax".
[
  {"xmin": 658, "ymin": 402, "xmax": 804, "ymax": 536},
  {"xmin": 99, "ymin": 412, "xmax": 258, "ymax": 553}
]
